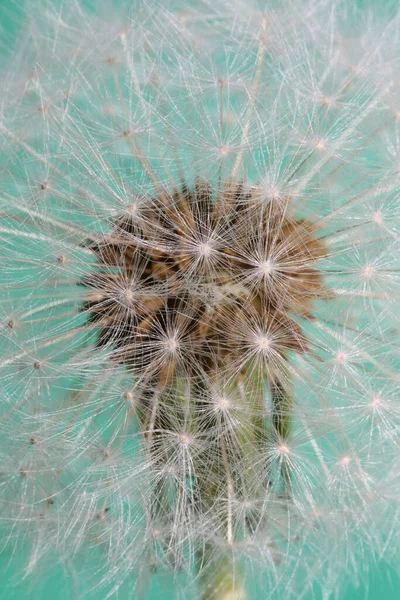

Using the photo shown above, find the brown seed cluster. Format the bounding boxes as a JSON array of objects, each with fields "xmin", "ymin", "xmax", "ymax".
[{"xmin": 82, "ymin": 180, "xmax": 328, "ymax": 387}]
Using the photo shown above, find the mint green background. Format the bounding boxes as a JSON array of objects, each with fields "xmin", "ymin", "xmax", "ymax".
[{"xmin": 0, "ymin": 0, "xmax": 398, "ymax": 598}]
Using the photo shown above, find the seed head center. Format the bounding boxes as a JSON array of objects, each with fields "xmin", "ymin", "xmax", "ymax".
[
  {"xmin": 165, "ymin": 337, "xmax": 179, "ymax": 352},
  {"xmin": 84, "ymin": 181, "xmax": 328, "ymax": 377},
  {"xmin": 199, "ymin": 243, "xmax": 213, "ymax": 257},
  {"xmin": 257, "ymin": 335, "xmax": 271, "ymax": 350},
  {"xmin": 123, "ymin": 288, "xmax": 135, "ymax": 301},
  {"xmin": 260, "ymin": 260, "xmax": 275, "ymax": 276},
  {"xmin": 370, "ymin": 397, "xmax": 381, "ymax": 409},
  {"xmin": 216, "ymin": 395, "xmax": 230, "ymax": 410},
  {"xmin": 372, "ymin": 211, "xmax": 383, "ymax": 225},
  {"xmin": 363, "ymin": 265, "xmax": 374, "ymax": 279}
]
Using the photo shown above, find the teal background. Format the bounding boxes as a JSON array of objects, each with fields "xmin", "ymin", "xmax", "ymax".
[{"xmin": 0, "ymin": 0, "xmax": 398, "ymax": 598}]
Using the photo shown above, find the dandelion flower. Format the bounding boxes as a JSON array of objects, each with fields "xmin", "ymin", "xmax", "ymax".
[{"xmin": 0, "ymin": 0, "xmax": 399, "ymax": 598}]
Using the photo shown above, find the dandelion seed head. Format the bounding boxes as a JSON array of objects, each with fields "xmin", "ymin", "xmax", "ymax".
[
  {"xmin": 321, "ymin": 95, "xmax": 336, "ymax": 108},
  {"xmin": 179, "ymin": 433, "xmax": 192, "ymax": 447},
  {"xmin": 215, "ymin": 395, "xmax": 230, "ymax": 412},
  {"xmin": 0, "ymin": 0, "xmax": 399, "ymax": 598},
  {"xmin": 217, "ymin": 145, "xmax": 230, "ymax": 158},
  {"xmin": 164, "ymin": 335, "xmax": 180, "ymax": 353},
  {"xmin": 372, "ymin": 211, "xmax": 384, "ymax": 225},
  {"xmin": 370, "ymin": 397, "xmax": 381, "ymax": 411},
  {"xmin": 336, "ymin": 352, "xmax": 347, "ymax": 363},
  {"xmin": 198, "ymin": 242, "xmax": 213, "ymax": 258},
  {"xmin": 121, "ymin": 288, "xmax": 135, "ymax": 303},
  {"xmin": 278, "ymin": 444, "xmax": 290, "ymax": 456},
  {"xmin": 256, "ymin": 334, "xmax": 272, "ymax": 351},
  {"xmin": 362, "ymin": 264, "xmax": 374, "ymax": 279},
  {"xmin": 258, "ymin": 259, "xmax": 276, "ymax": 278}
]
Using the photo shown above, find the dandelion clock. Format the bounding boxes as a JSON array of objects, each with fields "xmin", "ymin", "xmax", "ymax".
[{"xmin": 0, "ymin": 0, "xmax": 399, "ymax": 598}]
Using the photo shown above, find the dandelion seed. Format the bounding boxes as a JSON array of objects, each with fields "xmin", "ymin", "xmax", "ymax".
[
  {"xmin": 370, "ymin": 397, "xmax": 381, "ymax": 410},
  {"xmin": 372, "ymin": 211, "xmax": 384, "ymax": 225},
  {"xmin": 363, "ymin": 264, "xmax": 374, "ymax": 279}
]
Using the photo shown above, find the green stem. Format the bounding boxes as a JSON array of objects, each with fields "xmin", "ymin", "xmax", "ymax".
[
  {"xmin": 271, "ymin": 378, "xmax": 291, "ymax": 440},
  {"xmin": 270, "ymin": 375, "xmax": 292, "ymax": 493},
  {"xmin": 197, "ymin": 548, "xmax": 247, "ymax": 600}
]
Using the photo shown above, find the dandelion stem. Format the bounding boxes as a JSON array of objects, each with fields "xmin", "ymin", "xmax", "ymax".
[
  {"xmin": 198, "ymin": 548, "xmax": 246, "ymax": 600},
  {"xmin": 270, "ymin": 375, "xmax": 292, "ymax": 492},
  {"xmin": 219, "ymin": 432, "xmax": 234, "ymax": 546}
]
